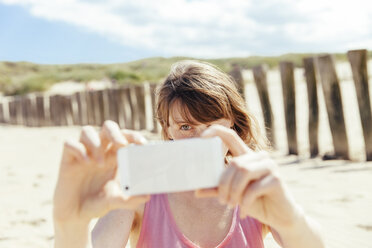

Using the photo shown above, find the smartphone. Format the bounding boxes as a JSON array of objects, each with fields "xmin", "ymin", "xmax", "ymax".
[{"xmin": 117, "ymin": 137, "xmax": 225, "ymax": 196}]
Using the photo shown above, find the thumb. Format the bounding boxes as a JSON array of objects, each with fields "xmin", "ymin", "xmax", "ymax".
[{"xmin": 82, "ymin": 181, "xmax": 150, "ymax": 218}]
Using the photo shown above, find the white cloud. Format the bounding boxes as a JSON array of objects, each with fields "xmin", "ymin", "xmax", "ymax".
[{"xmin": 1, "ymin": 0, "xmax": 372, "ymax": 57}]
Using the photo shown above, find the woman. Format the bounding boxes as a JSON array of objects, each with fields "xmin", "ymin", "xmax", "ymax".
[{"xmin": 53, "ymin": 61, "xmax": 325, "ymax": 248}]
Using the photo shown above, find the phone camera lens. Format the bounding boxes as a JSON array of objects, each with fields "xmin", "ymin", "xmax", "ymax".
[{"xmin": 125, "ymin": 186, "xmax": 129, "ymax": 190}]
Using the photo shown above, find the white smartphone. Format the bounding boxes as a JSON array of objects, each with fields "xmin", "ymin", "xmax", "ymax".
[{"xmin": 117, "ymin": 137, "xmax": 225, "ymax": 196}]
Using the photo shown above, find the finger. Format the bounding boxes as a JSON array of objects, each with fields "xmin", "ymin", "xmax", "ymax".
[
  {"xmin": 100, "ymin": 120, "xmax": 128, "ymax": 151},
  {"xmin": 80, "ymin": 126, "xmax": 104, "ymax": 165},
  {"xmin": 233, "ymin": 150, "xmax": 270, "ymax": 165},
  {"xmin": 218, "ymin": 165, "xmax": 236, "ymax": 205},
  {"xmin": 194, "ymin": 188, "xmax": 218, "ymax": 198},
  {"xmin": 201, "ymin": 124, "xmax": 250, "ymax": 157},
  {"xmin": 228, "ymin": 167, "xmax": 251, "ymax": 206},
  {"xmin": 240, "ymin": 174, "xmax": 278, "ymax": 218},
  {"xmin": 228, "ymin": 156, "xmax": 273, "ymax": 205},
  {"xmin": 121, "ymin": 129, "xmax": 148, "ymax": 145},
  {"xmin": 63, "ymin": 139, "xmax": 89, "ymax": 163}
]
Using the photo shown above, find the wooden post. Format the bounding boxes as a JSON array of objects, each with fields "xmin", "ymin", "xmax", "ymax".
[
  {"xmin": 70, "ymin": 93, "xmax": 79, "ymax": 126},
  {"xmin": 303, "ymin": 57, "xmax": 319, "ymax": 157},
  {"xmin": 347, "ymin": 49, "xmax": 372, "ymax": 161},
  {"xmin": 21, "ymin": 97, "xmax": 28, "ymax": 126},
  {"xmin": 118, "ymin": 86, "xmax": 133, "ymax": 129},
  {"xmin": 0, "ymin": 102, "xmax": 5, "ymax": 124},
  {"xmin": 56, "ymin": 95, "xmax": 66, "ymax": 126},
  {"xmin": 229, "ymin": 63, "xmax": 245, "ymax": 99},
  {"xmin": 252, "ymin": 64, "xmax": 275, "ymax": 146},
  {"xmin": 317, "ymin": 54, "xmax": 349, "ymax": 159},
  {"xmin": 29, "ymin": 96, "xmax": 37, "ymax": 127},
  {"xmin": 73, "ymin": 92, "xmax": 81, "ymax": 125},
  {"xmin": 30, "ymin": 95, "xmax": 38, "ymax": 127},
  {"xmin": 8, "ymin": 99, "xmax": 17, "ymax": 125},
  {"xmin": 63, "ymin": 95, "xmax": 74, "ymax": 126},
  {"xmin": 129, "ymin": 85, "xmax": 139, "ymax": 130},
  {"xmin": 49, "ymin": 95, "xmax": 57, "ymax": 125},
  {"xmin": 279, "ymin": 61, "xmax": 298, "ymax": 155},
  {"xmin": 50, "ymin": 95, "xmax": 63, "ymax": 126},
  {"xmin": 75, "ymin": 92, "xmax": 87, "ymax": 125},
  {"xmin": 150, "ymin": 83, "xmax": 159, "ymax": 133},
  {"xmin": 8, "ymin": 97, "xmax": 20, "ymax": 125},
  {"xmin": 107, "ymin": 88, "xmax": 120, "ymax": 124},
  {"xmin": 14, "ymin": 96, "xmax": 23, "ymax": 125},
  {"xmin": 115, "ymin": 87, "xmax": 126, "ymax": 129},
  {"xmin": 22, "ymin": 96, "xmax": 34, "ymax": 127},
  {"xmin": 86, "ymin": 91, "xmax": 96, "ymax": 125},
  {"xmin": 91, "ymin": 90, "xmax": 104, "ymax": 126},
  {"xmin": 134, "ymin": 84, "xmax": 147, "ymax": 130},
  {"xmin": 35, "ymin": 94, "xmax": 46, "ymax": 127},
  {"xmin": 44, "ymin": 95, "xmax": 52, "ymax": 126}
]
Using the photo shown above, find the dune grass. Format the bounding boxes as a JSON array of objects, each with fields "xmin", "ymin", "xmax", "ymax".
[{"xmin": 1, "ymin": 51, "xmax": 370, "ymax": 96}]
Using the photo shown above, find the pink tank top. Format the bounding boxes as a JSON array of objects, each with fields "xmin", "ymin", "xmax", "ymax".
[{"xmin": 136, "ymin": 194, "xmax": 264, "ymax": 248}]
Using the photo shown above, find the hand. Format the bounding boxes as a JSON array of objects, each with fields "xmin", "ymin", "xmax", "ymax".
[
  {"xmin": 53, "ymin": 120, "xmax": 150, "ymax": 225},
  {"xmin": 196, "ymin": 125, "xmax": 303, "ymax": 230}
]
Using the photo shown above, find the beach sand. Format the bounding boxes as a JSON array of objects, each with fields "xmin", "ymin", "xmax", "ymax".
[{"xmin": 0, "ymin": 126, "xmax": 371, "ymax": 248}]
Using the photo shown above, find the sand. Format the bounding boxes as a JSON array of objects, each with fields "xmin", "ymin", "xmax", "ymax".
[{"xmin": 0, "ymin": 125, "xmax": 371, "ymax": 248}]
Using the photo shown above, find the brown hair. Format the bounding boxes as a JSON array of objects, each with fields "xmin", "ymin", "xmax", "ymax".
[{"xmin": 156, "ymin": 60, "xmax": 268, "ymax": 150}]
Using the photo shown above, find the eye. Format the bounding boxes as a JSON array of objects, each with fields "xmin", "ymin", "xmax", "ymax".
[{"xmin": 180, "ymin": 124, "xmax": 192, "ymax": 131}]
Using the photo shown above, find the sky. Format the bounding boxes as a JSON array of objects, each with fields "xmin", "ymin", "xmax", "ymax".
[{"xmin": 0, "ymin": 0, "xmax": 372, "ymax": 64}]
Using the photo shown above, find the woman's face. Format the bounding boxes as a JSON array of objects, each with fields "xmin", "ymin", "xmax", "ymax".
[{"xmin": 167, "ymin": 101, "xmax": 233, "ymax": 154}]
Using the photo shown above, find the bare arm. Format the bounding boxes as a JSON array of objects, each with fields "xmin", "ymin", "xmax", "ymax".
[
  {"xmin": 54, "ymin": 220, "xmax": 92, "ymax": 248},
  {"xmin": 92, "ymin": 209, "xmax": 135, "ymax": 248},
  {"xmin": 198, "ymin": 125, "xmax": 325, "ymax": 248},
  {"xmin": 53, "ymin": 121, "xmax": 149, "ymax": 248},
  {"xmin": 270, "ymin": 214, "xmax": 324, "ymax": 248}
]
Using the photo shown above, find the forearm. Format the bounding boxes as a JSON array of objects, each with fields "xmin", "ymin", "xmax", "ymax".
[
  {"xmin": 92, "ymin": 209, "xmax": 135, "ymax": 248},
  {"xmin": 54, "ymin": 220, "xmax": 91, "ymax": 248},
  {"xmin": 274, "ymin": 214, "xmax": 325, "ymax": 248}
]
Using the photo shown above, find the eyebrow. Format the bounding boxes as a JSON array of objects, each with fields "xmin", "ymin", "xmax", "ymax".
[{"xmin": 172, "ymin": 119, "xmax": 188, "ymax": 124}]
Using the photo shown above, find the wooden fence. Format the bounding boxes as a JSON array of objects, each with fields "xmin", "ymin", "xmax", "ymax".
[
  {"xmin": 0, "ymin": 83, "xmax": 159, "ymax": 132},
  {"xmin": 0, "ymin": 49, "xmax": 371, "ymax": 161}
]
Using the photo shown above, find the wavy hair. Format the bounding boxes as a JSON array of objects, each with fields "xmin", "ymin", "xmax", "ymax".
[{"xmin": 155, "ymin": 60, "xmax": 268, "ymax": 150}]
